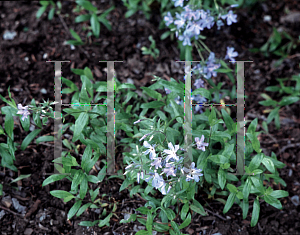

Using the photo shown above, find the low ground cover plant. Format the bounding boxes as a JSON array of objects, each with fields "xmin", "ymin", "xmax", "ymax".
[{"xmin": 0, "ymin": 67, "xmax": 289, "ymax": 233}]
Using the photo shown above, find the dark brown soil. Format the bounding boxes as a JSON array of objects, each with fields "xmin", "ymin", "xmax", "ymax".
[{"xmin": 0, "ymin": 1, "xmax": 300, "ymax": 234}]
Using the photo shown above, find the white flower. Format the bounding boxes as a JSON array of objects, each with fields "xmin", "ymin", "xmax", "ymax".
[
  {"xmin": 143, "ymin": 141, "xmax": 156, "ymax": 160},
  {"xmin": 195, "ymin": 135, "xmax": 209, "ymax": 151},
  {"xmin": 163, "ymin": 142, "xmax": 180, "ymax": 162},
  {"xmin": 17, "ymin": 104, "xmax": 30, "ymax": 121}
]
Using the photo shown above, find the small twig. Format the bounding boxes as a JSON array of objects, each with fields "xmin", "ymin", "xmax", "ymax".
[
  {"xmin": 0, "ymin": 205, "xmax": 24, "ymax": 218},
  {"xmin": 205, "ymin": 208, "xmax": 227, "ymax": 221},
  {"xmin": 25, "ymin": 199, "xmax": 41, "ymax": 219}
]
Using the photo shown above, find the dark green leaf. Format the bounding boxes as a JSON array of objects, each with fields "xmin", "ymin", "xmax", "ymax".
[
  {"xmin": 21, "ymin": 129, "xmax": 42, "ymax": 151},
  {"xmin": 68, "ymin": 200, "xmax": 82, "ymax": 219},
  {"xmin": 250, "ymin": 197, "xmax": 260, "ymax": 227},
  {"xmin": 223, "ymin": 192, "xmax": 236, "ymax": 214},
  {"xmin": 42, "ymin": 174, "xmax": 66, "ymax": 186},
  {"xmin": 90, "ymin": 13, "xmax": 100, "ymax": 38}
]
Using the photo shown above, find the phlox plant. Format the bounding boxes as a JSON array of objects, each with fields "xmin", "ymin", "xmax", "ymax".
[
  {"xmin": 0, "ymin": 67, "xmax": 289, "ymax": 233},
  {"xmin": 119, "ymin": 75, "xmax": 289, "ymax": 234}
]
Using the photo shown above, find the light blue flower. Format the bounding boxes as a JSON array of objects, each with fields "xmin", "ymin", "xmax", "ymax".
[
  {"xmin": 174, "ymin": 12, "xmax": 186, "ymax": 29},
  {"xmin": 216, "ymin": 19, "xmax": 224, "ymax": 30},
  {"xmin": 152, "ymin": 173, "xmax": 165, "ymax": 189},
  {"xmin": 163, "ymin": 163, "xmax": 177, "ymax": 177},
  {"xmin": 143, "ymin": 141, "xmax": 156, "ymax": 160},
  {"xmin": 161, "ymin": 183, "xmax": 172, "ymax": 195},
  {"xmin": 183, "ymin": 162, "xmax": 203, "ymax": 182},
  {"xmin": 163, "ymin": 142, "xmax": 180, "ymax": 162},
  {"xmin": 17, "ymin": 104, "xmax": 30, "ymax": 121},
  {"xmin": 178, "ymin": 30, "xmax": 192, "ymax": 46},
  {"xmin": 195, "ymin": 135, "xmax": 209, "ymax": 151},
  {"xmin": 225, "ymin": 47, "xmax": 238, "ymax": 63},
  {"xmin": 164, "ymin": 12, "xmax": 173, "ymax": 26},
  {"xmin": 172, "ymin": 0, "xmax": 185, "ymax": 7},
  {"xmin": 186, "ymin": 20, "xmax": 203, "ymax": 36},
  {"xmin": 221, "ymin": 10, "xmax": 237, "ymax": 25},
  {"xmin": 151, "ymin": 157, "xmax": 163, "ymax": 169},
  {"xmin": 194, "ymin": 78, "xmax": 205, "ymax": 89}
]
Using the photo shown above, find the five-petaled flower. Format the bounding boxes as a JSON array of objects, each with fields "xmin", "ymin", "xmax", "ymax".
[
  {"xmin": 164, "ymin": 142, "xmax": 180, "ymax": 162},
  {"xmin": 183, "ymin": 162, "xmax": 203, "ymax": 182},
  {"xmin": 143, "ymin": 141, "xmax": 156, "ymax": 160},
  {"xmin": 163, "ymin": 163, "xmax": 177, "ymax": 177},
  {"xmin": 225, "ymin": 47, "xmax": 238, "ymax": 63},
  {"xmin": 17, "ymin": 104, "xmax": 30, "ymax": 121},
  {"xmin": 195, "ymin": 135, "xmax": 209, "ymax": 151},
  {"xmin": 151, "ymin": 157, "xmax": 163, "ymax": 169}
]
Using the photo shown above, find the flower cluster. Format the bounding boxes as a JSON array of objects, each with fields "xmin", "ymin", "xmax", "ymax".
[
  {"xmin": 126, "ymin": 132, "xmax": 209, "ymax": 195},
  {"xmin": 164, "ymin": 4, "xmax": 238, "ymax": 47}
]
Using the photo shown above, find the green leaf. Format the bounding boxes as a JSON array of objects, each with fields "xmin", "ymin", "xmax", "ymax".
[
  {"xmin": 259, "ymin": 99, "xmax": 278, "ymax": 107},
  {"xmin": 262, "ymin": 157, "xmax": 275, "ymax": 173},
  {"xmin": 227, "ymin": 183, "xmax": 238, "ymax": 194},
  {"xmin": 247, "ymin": 118, "xmax": 258, "ymax": 134},
  {"xmin": 79, "ymin": 175, "xmax": 88, "ymax": 199},
  {"xmin": 193, "ymin": 88, "xmax": 211, "ymax": 100},
  {"xmin": 98, "ymin": 213, "xmax": 113, "ymax": 227},
  {"xmin": 218, "ymin": 168, "xmax": 226, "ymax": 190},
  {"xmin": 170, "ymin": 100, "xmax": 183, "ymax": 123},
  {"xmin": 90, "ymin": 13, "xmax": 100, "ymax": 38},
  {"xmin": 68, "ymin": 200, "xmax": 82, "ymax": 219},
  {"xmin": 36, "ymin": 5, "xmax": 47, "ymax": 18},
  {"xmin": 279, "ymin": 96, "xmax": 300, "ymax": 106},
  {"xmin": 171, "ymin": 221, "xmax": 180, "ymax": 234},
  {"xmin": 70, "ymin": 29, "xmax": 82, "ymax": 42},
  {"xmin": 266, "ymin": 107, "xmax": 280, "ymax": 124},
  {"xmin": 248, "ymin": 153, "xmax": 263, "ymax": 172},
  {"xmin": 81, "ymin": 144, "xmax": 92, "ymax": 172},
  {"xmin": 84, "ymin": 67, "xmax": 94, "ymax": 81},
  {"xmin": 21, "ymin": 129, "xmax": 42, "ymax": 151},
  {"xmin": 119, "ymin": 178, "xmax": 131, "ymax": 192},
  {"xmin": 75, "ymin": 14, "xmax": 91, "ymax": 23},
  {"xmin": 97, "ymin": 165, "xmax": 107, "ymax": 182},
  {"xmin": 146, "ymin": 211, "xmax": 153, "ymax": 232},
  {"xmin": 179, "ymin": 213, "xmax": 191, "ymax": 229},
  {"xmin": 135, "ymin": 231, "xmax": 149, "ymax": 235},
  {"xmin": 71, "ymin": 171, "xmax": 84, "ymax": 192},
  {"xmin": 243, "ymin": 178, "xmax": 251, "ymax": 200},
  {"xmin": 223, "ymin": 192, "xmax": 236, "ymax": 214},
  {"xmin": 181, "ymin": 203, "xmax": 190, "ymax": 220},
  {"xmin": 76, "ymin": 0, "xmax": 97, "ymax": 12},
  {"xmin": 36, "ymin": 135, "xmax": 54, "ymax": 144},
  {"xmin": 141, "ymin": 101, "xmax": 165, "ymax": 109},
  {"xmin": 265, "ymin": 86, "xmax": 280, "ymax": 92},
  {"xmin": 250, "ymin": 197, "xmax": 260, "ymax": 227},
  {"xmin": 190, "ymin": 199, "xmax": 207, "ymax": 216},
  {"xmin": 48, "ymin": 7, "xmax": 55, "ymax": 20},
  {"xmin": 42, "ymin": 174, "xmax": 66, "ymax": 186},
  {"xmin": 50, "ymin": 190, "xmax": 75, "ymax": 203},
  {"xmin": 10, "ymin": 174, "xmax": 31, "ymax": 184},
  {"xmin": 160, "ymin": 31, "xmax": 170, "ymax": 40},
  {"xmin": 141, "ymin": 87, "xmax": 162, "ymax": 100},
  {"xmin": 78, "ymin": 220, "xmax": 99, "ymax": 226},
  {"xmin": 246, "ymin": 133, "xmax": 261, "ymax": 153},
  {"xmin": 269, "ymin": 190, "xmax": 289, "ymax": 199},
  {"xmin": 77, "ymin": 203, "xmax": 92, "ymax": 217},
  {"xmin": 72, "ymin": 112, "xmax": 89, "ymax": 142},
  {"xmin": 264, "ymin": 195, "xmax": 282, "ymax": 209},
  {"xmin": 1, "ymin": 106, "xmax": 14, "ymax": 139},
  {"xmin": 250, "ymin": 177, "xmax": 265, "ymax": 194},
  {"xmin": 242, "ymin": 199, "xmax": 249, "ymax": 220},
  {"xmin": 125, "ymin": 9, "xmax": 137, "ymax": 18},
  {"xmin": 221, "ymin": 108, "xmax": 235, "ymax": 133}
]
